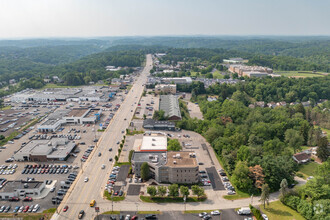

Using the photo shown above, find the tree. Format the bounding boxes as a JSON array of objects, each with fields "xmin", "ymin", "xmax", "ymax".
[
  {"xmin": 285, "ymin": 129, "xmax": 304, "ymax": 153},
  {"xmin": 280, "ymin": 179, "xmax": 288, "ymax": 198},
  {"xmin": 260, "ymin": 184, "xmax": 270, "ymax": 208},
  {"xmin": 168, "ymin": 184, "xmax": 179, "ymax": 197},
  {"xmin": 249, "ymin": 165, "xmax": 265, "ymax": 189},
  {"xmin": 147, "ymin": 186, "xmax": 157, "ymax": 197},
  {"xmin": 114, "ymin": 155, "xmax": 118, "ymax": 162},
  {"xmin": 167, "ymin": 139, "xmax": 182, "ymax": 151},
  {"xmin": 231, "ymin": 161, "xmax": 253, "ymax": 191},
  {"xmin": 157, "ymin": 186, "xmax": 167, "ymax": 197},
  {"xmin": 316, "ymin": 136, "xmax": 329, "ymax": 162},
  {"xmin": 128, "ymin": 150, "xmax": 134, "ymax": 163},
  {"xmin": 140, "ymin": 162, "xmax": 149, "ymax": 181},
  {"xmin": 180, "ymin": 186, "xmax": 189, "ymax": 197},
  {"xmin": 191, "ymin": 185, "xmax": 205, "ymax": 199}
]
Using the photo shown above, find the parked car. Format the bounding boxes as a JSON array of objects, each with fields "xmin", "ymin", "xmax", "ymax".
[{"xmin": 211, "ymin": 210, "xmax": 221, "ymax": 215}]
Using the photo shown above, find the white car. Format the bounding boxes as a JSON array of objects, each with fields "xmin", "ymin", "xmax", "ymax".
[
  {"xmin": 199, "ymin": 212, "xmax": 207, "ymax": 217},
  {"xmin": 211, "ymin": 210, "xmax": 220, "ymax": 215},
  {"xmin": 84, "ymin": 177, "xmax": 89, "ymax": 182},
  {"xmin": 262, "ymin": 214, "xmax": 268, "ymax": 220}
]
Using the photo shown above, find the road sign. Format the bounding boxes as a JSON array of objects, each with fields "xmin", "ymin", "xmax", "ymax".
[{"xmin": 95, "ymin": 207, "xmax": 100, "ymax": 212}]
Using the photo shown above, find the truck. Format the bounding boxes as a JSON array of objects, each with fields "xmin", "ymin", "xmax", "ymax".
[{"xmin": 237, "ymin": 207, "xmax": 251, "ymax": 215}]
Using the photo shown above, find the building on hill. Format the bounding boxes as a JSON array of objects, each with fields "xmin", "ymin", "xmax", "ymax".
[
  {"xmin": 159, "ymin": 95, "xmax": 181, "ymax": 121},
  {"xmin": 223, "ymin": 58, "xmax": 244, "ymax": 64}
]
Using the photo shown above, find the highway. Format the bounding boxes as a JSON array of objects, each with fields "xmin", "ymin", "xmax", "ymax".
[{"xmin": 52, "ymin": 54, "xmax": 153, "ymax": 220}]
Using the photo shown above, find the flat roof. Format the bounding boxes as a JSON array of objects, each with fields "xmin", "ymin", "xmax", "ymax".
[
  {"xmin": 140, "ymin": 136, "xmax": 167, "ymax": 151},
  {"xmin": 166, "ymin": 151, "xmax": 197, "ymax": 168},
  {"xmin": 67, "ymin": 108, "xmax": 88, "ymax": 117},
  {"xmin": 15, "ymin": 138, "xmax": 75, "ymax": 159},
  {"xmin": 0, "ymin": 181, "xmax": 43, "ymax": 193},
  {"xmin": 132, "ymin": 151, "xmax": 167, "ymax": 167}
]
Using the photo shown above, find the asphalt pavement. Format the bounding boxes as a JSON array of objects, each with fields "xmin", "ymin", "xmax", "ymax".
[{"xmin": 52, "ymin": 54, "xmax": 153, "ymax": 220}]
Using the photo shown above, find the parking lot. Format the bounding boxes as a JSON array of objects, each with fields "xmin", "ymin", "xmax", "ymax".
[
  {"xmin": 0, "ymin": 88, "xmax": 130, "ymax": 213},
  {"xmin": 96, "ymin": 209, "xmax": 249, "ymax": 220},
  {"xmin": 134, "ymin": 92, "xmax": 159, "ymax": 119}
]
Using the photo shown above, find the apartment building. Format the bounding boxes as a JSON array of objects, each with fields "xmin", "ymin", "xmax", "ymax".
[{"xmin": 155, "ymin": 84, "xmax": 176, "ymax": 94}]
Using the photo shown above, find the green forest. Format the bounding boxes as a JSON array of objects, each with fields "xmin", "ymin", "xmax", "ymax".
[{"xmin": 176, "ymin": 77, "xmax": 330, "ymax": 192}]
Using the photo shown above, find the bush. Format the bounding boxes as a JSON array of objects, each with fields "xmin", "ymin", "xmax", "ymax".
[
  {"xmin": 283, "ymin": 195, "xmax": 301, "ymax": 210},
  {"xmin": 249, "ymin": 204, "xmax": 263, "ymax": 220},
  {"xmin": 297, "ymin": 199, "xmax": 313, "ymax": 220}
]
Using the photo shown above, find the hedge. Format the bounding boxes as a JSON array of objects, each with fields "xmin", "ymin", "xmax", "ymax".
[{"xmin": 249, "ymin": 204, "xmax": 263, "ymax": 220}]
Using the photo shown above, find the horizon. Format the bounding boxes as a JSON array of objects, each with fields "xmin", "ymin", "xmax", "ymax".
[{"xmin": 1, "ymin": 0, "xmax": 329, "ymax": 38}]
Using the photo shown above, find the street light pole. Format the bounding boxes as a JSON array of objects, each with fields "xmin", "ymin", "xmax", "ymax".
[{"xmin": 111, "ymin": 190, "xmax": 114, "ymax": 213}]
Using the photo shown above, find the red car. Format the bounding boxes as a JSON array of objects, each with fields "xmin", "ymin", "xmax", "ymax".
[
  {"xmin": 132, "ymin": 216, "xmax": 138, "ymax": 220},
  {"xmin": 23, "ymin": 206, "xmax": 29, "ymax": 212},
  {"xmin": 9, "ymin": 197, "xmax": 19, "ymax": 201},
  {"xmin": 23, "ymin": 197, "xmax": 33, "ymax": 202},
  {"xmin": 63, "ymin": 205, "xmax": 69, "ymax": 212}
]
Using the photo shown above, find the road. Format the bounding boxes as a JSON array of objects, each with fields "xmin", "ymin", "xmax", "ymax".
[{"xmin": 52, "ymin": 54, "xmax": 153, "ymax": 220}]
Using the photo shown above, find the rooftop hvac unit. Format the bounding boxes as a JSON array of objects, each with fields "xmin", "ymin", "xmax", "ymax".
[
  {"xmin": 173, "ymin": 155, "xmax": 176, "ymax": 158},
  {"xmin": 148, "ymin": 154, "xmax": 153, "ymax": 159},
  {"xmin": 151, "ymin": 158, "xmax": 158, "ymax": 163},
  {"xmin": 152, "ymin": 138, "xmax": 156, "ymax": 141},
  {"xmin": 173, "ymin": 161, "xmax": 177, "ymax": 164},
  {"xmin": 176, "ymin": 153, "xmax": 181, "ymax": 158}
]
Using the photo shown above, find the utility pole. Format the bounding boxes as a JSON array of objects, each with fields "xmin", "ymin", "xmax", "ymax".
[
  {"xmin": 111, "ymin": 190, "xmax": 114, "ymax": 213},
  {"xmin": 183, "ymin": 195, "xmax": 186, "ymax": 212}
]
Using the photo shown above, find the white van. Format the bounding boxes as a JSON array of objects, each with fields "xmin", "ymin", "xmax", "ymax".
[{"xmin": 237, "ymin": 207, "xmax": 251, "ymax": 215}]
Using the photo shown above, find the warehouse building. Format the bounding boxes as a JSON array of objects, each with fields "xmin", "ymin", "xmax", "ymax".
[
  {"xmin": 159, "ymin": 95, "xmax": 181, "ymax": 121},
  {"xmin": 131, "ymin": 151, "xmax": 199, "ymax": 184},
  {"xmin": 0, "ymin": 180, "xmax": 45, "ymax": 200},
  {"xmin": 37, "ymin": 108, "xmax": 102, "ymax": 133},
  {"xmin": 10, "ymin": 87, "xmax": 108, "ymax": 103},
  {"xmin": 13, "ymin": 138, "xmax": 76, "ymax": 162}
]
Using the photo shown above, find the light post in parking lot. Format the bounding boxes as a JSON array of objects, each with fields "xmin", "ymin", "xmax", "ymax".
[
  {"xmin": 111, "ymin": 190, "xmax": 114, "ymax": 213},
  {"xmin": 183, "ymin": 195, "xmax": 186, "ymax": 212}
]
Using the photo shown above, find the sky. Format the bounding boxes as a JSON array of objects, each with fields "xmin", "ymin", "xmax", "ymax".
[{"xmin": 0, "ymin": 0, "xmax": 329, "ymax": 38}]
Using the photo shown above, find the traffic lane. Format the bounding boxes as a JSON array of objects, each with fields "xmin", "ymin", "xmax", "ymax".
[
  {"xmin": 57, "ymin": 56, "xmax": 152, "ymax": 220},
  {"xmin": 206, "ymin": 166, "xmax": 225, "ymax": 191}
]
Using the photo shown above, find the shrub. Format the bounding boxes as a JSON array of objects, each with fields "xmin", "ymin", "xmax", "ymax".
[
  {"xmin": 283, "ymin": 195, "xmax": 301, "ymax": 210},
  {"xmin": 297, "ymin": 199, "xmax": 313, "ymax": 220},
  {"xmin": 249, "ymin": 204, "xmax": 263, "ymax": 220}
]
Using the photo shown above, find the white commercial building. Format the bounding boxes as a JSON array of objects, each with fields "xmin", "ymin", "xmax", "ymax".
[
  {"xmin": 13, "ymin": 138, "xmax": 76, "ymax": 162},
  {"xmin": 139, "ymin": 136, "xmax": 167, "ymax": 152},
  {"xmin": 0, "ymin": 181, "xmax": 45, "ymax": 199}
]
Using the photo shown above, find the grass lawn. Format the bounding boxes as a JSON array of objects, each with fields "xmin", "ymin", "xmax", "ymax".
[
  {"xmin": 190, "ymin": 71, "xmax": 198, "ymax": 77},
  {"xmin": 275, "ymin": 71, "xmax": 325, "ymax": 77},
  {"xmin": 0, "ymin": 105, "xmax": 12, "ymax": 110},
  {"xmin": 138, "ymin": 211, "xmax": 161, "ymax": 214},
  {"xmin": 0, "ymin": 208, "xmax": 56, "ymax": 219},
  {"xmin": 260, "ymin": 201, "xmax": 305, "ymax": 220},
  {"xmin": 298, "ymin": 162, "xmax": 319, "ymax": 178},
  {"xmin": 140, "ymin": 195, "xmax": 206, "ymax": 203},
  {"xmin": 184, "ymin": 210, "xmax": 218, "ymax": 214},
  {"xmin": 212, "ymin": 70, "xmax": 224, "ymax": 79},
  {"xmin": 102, "ymin": 211, "xmax": 121, "ymax": 214},
  {"xmin": 104, "ymin": 190, "xmax": 126, "ymax": 201}
]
